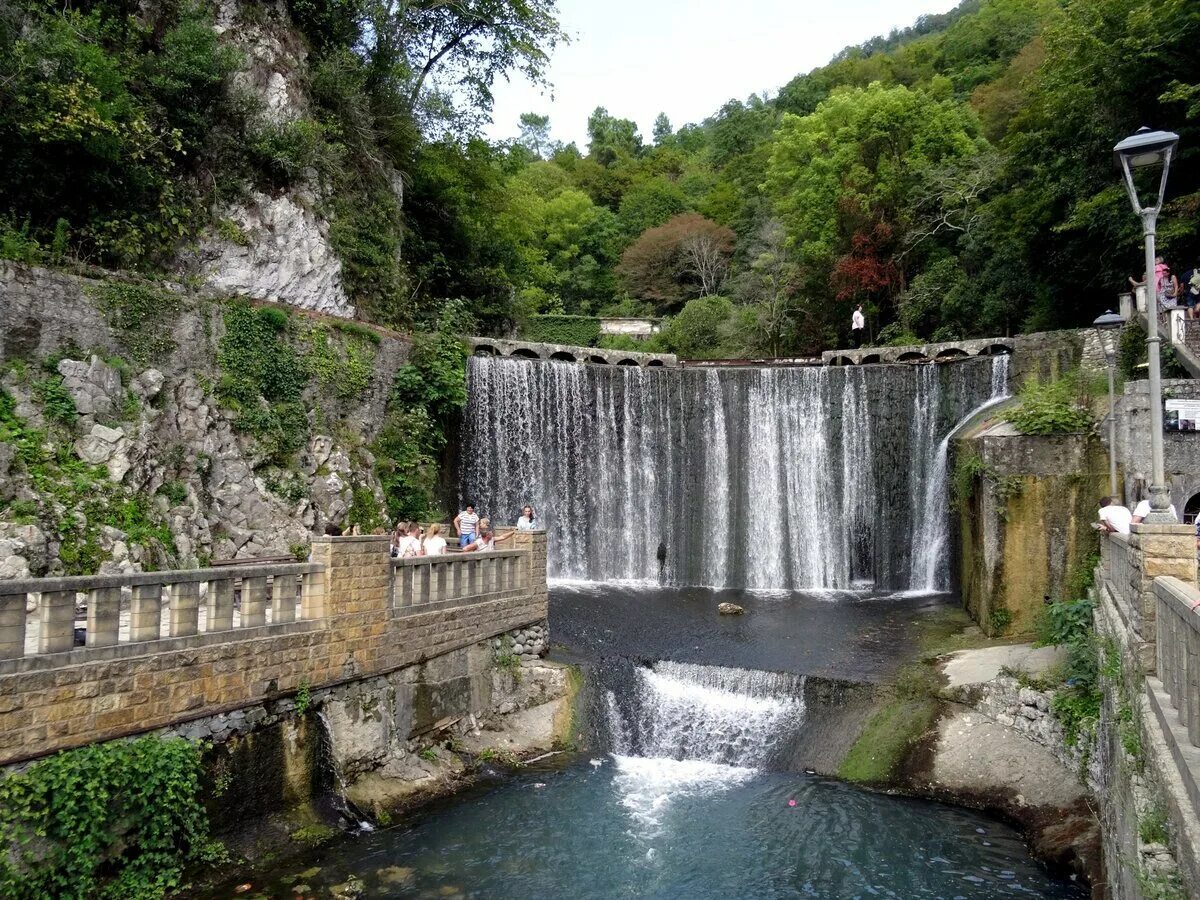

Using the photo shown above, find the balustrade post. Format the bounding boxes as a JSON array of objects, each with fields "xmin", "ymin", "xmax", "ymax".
[
  {"xmin": 168, "ymin": 581, "xmax": 199, "ymax": 637},
  {"xmin": 1188, "ymin": 622, "xmax": 1200, "ymax": 747},
  {"xmin": 242, "ymin": 576, "xmax": 267, "ymax": 627},
  {"xmin": 301, "ymin": 571, "xmax": 325, "ymax": 619},
  {"xmin": 451, "ymin": 562, "xmax": 463, "ymax": 599},
  {"xmin": 85, "ymin": 586, "xmax": 120, "ymax": 647},
  {"xmin": 272, "ymin": 575, "xmax": 297, "ymax": 624},
  {"xmin": 130, "ymin": 583, "xmax": 162, "ymax": 641},
  {"xmin": 38, "ymin": 590, "xmax": 75, "ymax": 653},
  {"xmin": 418, "ymin": 565, "xmax": 431, "ymax": 605},
  {"xmin": 206, "ymin": 578, "xmax": 234, "ymax": 632},
  {"xmin": 0, "ymin": 593, "xmax": 27, "ymax": 659}
]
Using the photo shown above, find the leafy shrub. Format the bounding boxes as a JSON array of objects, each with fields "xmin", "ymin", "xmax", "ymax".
[
  {"xmin": 1002, "ymin": 373, "xmax": 1093, "ymax": 435},
  {"xmin": 217, "ymin": 302, "xmax": 310, "ymax": 461},
  {"xmin": 0, "ymin": 220, "xmax": 44, "ymax": 264},
  {"xmin": 33, "ymin": 375, "xmax": 78, "ymax": 426},
  {"xmin": 520, "ymin": 314, "xmax": 602, "ymax": 347},
  {"xmin": 0, "ymin": 737, "xmax": 222, "ymax": 899},
  {"xmin": 248, "ymin": 117, "xmax": 337, "ymax": 188}
]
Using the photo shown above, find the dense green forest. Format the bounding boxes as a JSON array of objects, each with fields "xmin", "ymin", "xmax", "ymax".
[{"xmin": 1, "ymin": 0, "xmax": 1198, "ymax": 356}]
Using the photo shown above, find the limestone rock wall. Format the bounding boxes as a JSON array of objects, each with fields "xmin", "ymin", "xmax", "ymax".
[
  {"xmin": 955, "ymin": 430, "xmax": 1108, "ymax": 635},
  {"xmin": 183, "ymin": 0, "xmax": 360, "ymax": 316},
  {"xmin": 0, "ymin": 262, "xmax": 408, "ymax": 575}
]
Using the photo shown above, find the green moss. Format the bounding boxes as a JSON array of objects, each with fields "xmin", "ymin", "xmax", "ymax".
[
  {"xmin": 838, "ymin": 697, "xmax": 938, "ymax": 784},
  {"xmin": 90, "ymin": 281, "xmax": 182, "ymax": 366},
  {"xmin": 289, "ymin": 823, "xmax": 337, "ymax": 846}
]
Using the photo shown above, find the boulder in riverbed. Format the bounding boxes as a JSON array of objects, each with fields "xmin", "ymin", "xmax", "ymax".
[{"xmin": 718, "ymin": 602, "xmax": 744, "ymax": 615}]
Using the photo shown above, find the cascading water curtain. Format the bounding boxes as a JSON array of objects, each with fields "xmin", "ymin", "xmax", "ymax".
[{"xmin": 462, "ymin": 355, "xmax": 1008, "ymax": 592}]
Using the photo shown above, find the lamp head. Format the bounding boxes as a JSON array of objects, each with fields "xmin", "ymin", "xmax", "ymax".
[
  {"xmin": 1092, "ymin": 310, "xmax": 1126, "ymax": 330},
  {"xmin": 1114, "ymin": 127, "xmax": 1180, "ymax": 215},
  {"xmin": 1114, "ymin": 127, "xmax": 1179, "ymax": 169}
]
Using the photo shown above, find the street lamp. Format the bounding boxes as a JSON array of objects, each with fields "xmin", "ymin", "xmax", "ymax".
[
  {"xmin": 1115, "ymin": 126, "xmax": 1180, "ymax": 524},
  {"xmin": 1093, "ymin": 310, "xmax": 1125, "ymax": 503}
]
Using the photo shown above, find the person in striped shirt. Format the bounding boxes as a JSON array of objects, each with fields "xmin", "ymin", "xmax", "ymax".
[{"xmin": 453, "ymin": 503, "xmax": 480, "ymax": 549}]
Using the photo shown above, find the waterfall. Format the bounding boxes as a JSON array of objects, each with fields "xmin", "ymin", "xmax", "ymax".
[
  {"xmin": 463, "ymin": 355, "xmax": 1008, "ymax": 590},
  {"xmin": 605, "ymin": 661, "xmax": 806, "ymax": 768}
]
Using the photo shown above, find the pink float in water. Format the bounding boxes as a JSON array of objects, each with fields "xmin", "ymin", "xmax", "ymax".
[{"xmin": 787, "ymin": 799, "xmax": 797, "ymax": 807}]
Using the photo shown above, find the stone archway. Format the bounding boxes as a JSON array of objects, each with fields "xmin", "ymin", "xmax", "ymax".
[
  {"xmin": 550, "ymin": 350, "xmax": 577, "ymax": 363},
  {"xmin": 897, "ymin": 351, "xmax": 930, "ymax": 363},
  {"xmin": 511, "ymin": 348, "xmax": 540, "ymax": 359}
]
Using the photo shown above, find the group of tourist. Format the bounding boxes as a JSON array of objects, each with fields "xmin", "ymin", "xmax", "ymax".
[
  {"xmin": 1096, "ymin": 495, "xmax": 1180, "ymax": 534},
  {"xmin": 1129, "ymin": 255, "xmax": 1200, "ymax": 317},
  {"xmin": 388, "ymin": 503, "xmax": 540, "ymax": 559}
]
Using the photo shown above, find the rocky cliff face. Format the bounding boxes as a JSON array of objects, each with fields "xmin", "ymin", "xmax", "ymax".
[
  {"xmin": 0, "ymin": 263, "xmax": 407, "ymax": 577},
  {"xmin": 185, "ymin": 0, "xmax": 359, "ymax": 317}
]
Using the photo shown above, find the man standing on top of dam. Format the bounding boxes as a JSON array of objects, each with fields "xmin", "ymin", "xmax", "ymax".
[{"xmin": 850, "ymin": 304, "xmax": 865, "ymax": 348}]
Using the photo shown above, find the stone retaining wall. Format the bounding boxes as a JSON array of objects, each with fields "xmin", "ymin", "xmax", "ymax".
[{"xmin": 0, "ymin": 532, "xmax": 549, "ymax": 766}]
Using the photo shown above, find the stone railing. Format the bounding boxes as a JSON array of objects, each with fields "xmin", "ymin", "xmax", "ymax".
[
  {"xmin": 0, "ymin": 533, "xmax": 547, "ymax": 765},
  {"xmin": 392, "ymin": 550, "xmax": 528, "ymax": 611},
  {"xmin": 1153, "ymin": 577, "xmax": 1200, "ymax": 757},
  {"xmin": 0, "ymin": 563, "xmax": 325, "ymax": 661},
  {"xmin": 1100, "ymin": 526, "xmax": 1196, "ymax": 672}
]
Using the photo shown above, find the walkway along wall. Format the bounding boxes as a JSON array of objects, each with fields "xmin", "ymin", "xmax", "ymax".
[
  {"xmin": 1096, "ymin": 526, "xmax": 1200, "ymax": 898},
  {"xmin": 0, "ymin": 532, "xmax": 549, "ymax": 767}
]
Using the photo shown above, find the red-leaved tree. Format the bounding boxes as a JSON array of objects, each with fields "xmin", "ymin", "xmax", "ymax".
[{"xmin": 616, "ymin": 213, "xmax": 735, "ymax": 309}]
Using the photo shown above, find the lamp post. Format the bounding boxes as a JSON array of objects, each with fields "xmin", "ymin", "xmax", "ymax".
[
  {"xmin": 1115, "ymin": 126, "xmax": 1180, "ymax": 524},
  {"xmin": 1093, "ymin": 310, "xmax": 1125, "ymax": 502}
]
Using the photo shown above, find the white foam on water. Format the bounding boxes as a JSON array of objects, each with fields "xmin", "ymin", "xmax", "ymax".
[{"xmin": 610, "ymin": 754, "xmax": 757, "ymax": 837}]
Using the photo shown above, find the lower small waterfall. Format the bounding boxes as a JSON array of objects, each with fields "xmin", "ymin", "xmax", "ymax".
[
  {"xmin": 604, "ymin": 661, "xmax": 806, "ymax": 769},
  {"xmin": 463, "ymin": 354, "xmax": 1009, "ymax": 590}
]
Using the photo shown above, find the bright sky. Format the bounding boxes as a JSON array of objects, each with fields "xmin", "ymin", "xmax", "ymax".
[{"xmin": 485, "ymin": 0, "xmax": 961, "ymax": 149}]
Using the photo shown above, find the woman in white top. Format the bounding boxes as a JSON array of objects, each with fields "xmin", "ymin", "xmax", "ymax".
[
  {"xmin": 516, "ymin": 505, "xmax": 537, "ymax": 530},
  {"xmin": 423, "ymin": 523, "xmax": 448, "ymax": 556}
]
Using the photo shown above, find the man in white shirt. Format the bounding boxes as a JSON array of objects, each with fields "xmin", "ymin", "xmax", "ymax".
[
  {"xmin": 1097, "ymin": 497, "xmax": 1132, "ymax": 534},
  {"xmin": 1132, "ymin": 498, "xmax": 1179, "ymax": 524},
  {"xmin": 453, "ymin": 503, "xmax": 480, "ymax": 548},
  {"xmin": 850, "ymin": 304, "xmax": 865, "ymax": 348}
]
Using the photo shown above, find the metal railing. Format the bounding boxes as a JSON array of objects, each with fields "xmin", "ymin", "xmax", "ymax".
[
  {"xmin": 0, "ymin": 563, "xmax": 325, "ymax": 660},
  {"xmin": 392, "ymin": 550, "xmax": 527, "ymax": 611}
]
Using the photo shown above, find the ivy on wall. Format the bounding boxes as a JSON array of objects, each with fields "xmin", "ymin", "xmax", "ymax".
[
  {"xmin": 0, "ymin": 737, "xmax": 223, "ymax": 899},
  {"xmin": 373, "ymin": 301, "xmax": 471, "ymax": 521},
  {"xmin": 520, "ymin": 315, "xmax": 602, "ymax": 348}
]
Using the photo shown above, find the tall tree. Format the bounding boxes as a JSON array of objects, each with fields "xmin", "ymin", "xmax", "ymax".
[
  {"xmin": 586, "ymin": 106, "xmax": 642, "ymax": 165},
  {"xmin": 652, "ymin": 112, "xmax": 673, "ymax": 145},
  {"xmin": 518, "ymin": 112, "xmax": 551, "ymax": 157}
]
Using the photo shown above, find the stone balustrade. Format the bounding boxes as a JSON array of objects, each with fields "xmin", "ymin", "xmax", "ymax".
[
  {"xmin": 1099, "ymin": 526, "xmax": 1196, "ymax": 672},
  {"xmin": 1154, "ymin": 578, "xmax": 1200, "ymax": 755},
  {"xmin": 0, "ymin": 563, "xmax": 326, "ymax": 661},
  {"xmin": 0, "ymin": 532, "xmax": 548, "ymax": 765},
  {"xmin": 393, "ymin": 550, "xmax": 528, "ymax": 611}
]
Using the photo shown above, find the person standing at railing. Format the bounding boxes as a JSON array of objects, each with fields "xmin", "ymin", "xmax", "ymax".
[
  {"xmin": 1130, "ymin": 256, "xmax": 1180, "ymax": 312},
  {"xmin": 454, "ymin": 503, "xmax": 480, "ymax": 549},
  {"xmin": 1182, "ymin": 258, "xmax": 1200, "ymax": 319},
  {"xmin": 516, "ymin": 505, "xmax": 537, "ymax": 530},
  {"xmin": 393, "ymin": 522, "xmax": 423, "ymax": 558},
  {"xmin": 424, "ymin": 523, "xmax": 448, "ymax": 556}
]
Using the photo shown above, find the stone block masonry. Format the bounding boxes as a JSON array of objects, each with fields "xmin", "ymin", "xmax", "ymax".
[{"xmin": 0, "ymin": 533, "xmax": 549, "ymax": 766}]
